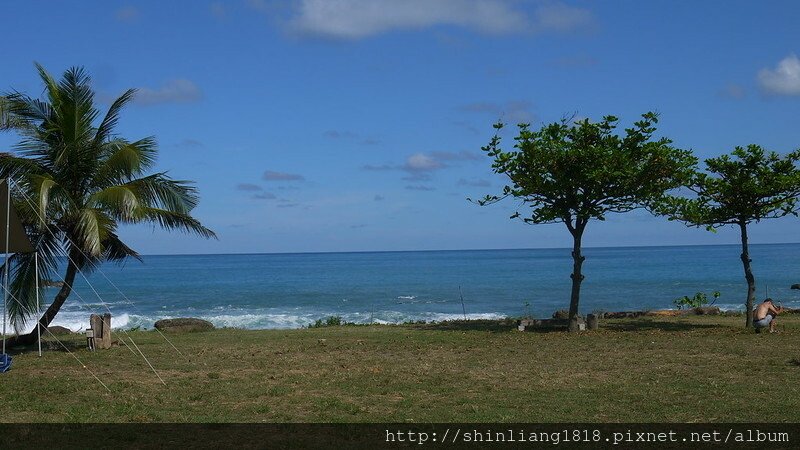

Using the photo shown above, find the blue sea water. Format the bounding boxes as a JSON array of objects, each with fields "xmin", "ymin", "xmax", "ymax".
[{"xmin": 42, "ymin": 243, "xmax": 800, "ymax": 331}]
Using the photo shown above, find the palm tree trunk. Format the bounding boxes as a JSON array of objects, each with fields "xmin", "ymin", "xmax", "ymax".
[
  {"xmin": 5, "ymin": 249, "xmax": 81, "ymax": 347},
  {"xmin": 739, "ymin": 221, "xmax": 756, "ymax": 328}
]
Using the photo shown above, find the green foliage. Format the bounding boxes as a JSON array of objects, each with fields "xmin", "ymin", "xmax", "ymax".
[
  {"xmin": 659, "ymin": 145, "xmax": 800, "ymax": 228},
  {"xmin": 477, "ymin": 112, "xmax": 696, "ymax": 231},
  {"xmin": 309, "ymin": 316, "xmax": 346, "ymax": 328},
  {"xmin": 0, "ymin": 64, "xmax": 216, "ymax": 331},
  {"xmin": 477, "ymin": 113, "xmax": 695, "ymax": 321},
  {"xmin": 673, "ymin": 291, "xmax": 721, "ymax": 310}
]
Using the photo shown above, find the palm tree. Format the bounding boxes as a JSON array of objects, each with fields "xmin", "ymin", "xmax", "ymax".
[{"xmin": 1, "ymin": 64, "xmax": 215, "ymax": 346}]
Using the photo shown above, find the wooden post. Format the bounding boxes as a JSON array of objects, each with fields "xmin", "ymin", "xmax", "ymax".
[
  {"xmin": 587, "ymin": 313, "xmax": 599, "ymax": 330},
  {"xmin": 101, "ymin": 313, "xmax": 112, "ymax": 349},
  {"xmin": 89, "ymin": 314, "xmax": 102, "ymax": 350},
  {"xmin": 89, "ymin": 313, "xmax": 112, "ymax": 350}
]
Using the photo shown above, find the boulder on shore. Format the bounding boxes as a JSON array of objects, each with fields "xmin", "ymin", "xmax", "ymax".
[
  {"xmin": 47, "ymin": 326, "xmax": 74, "ymax": 335},
  {"xmin": 154, "ymin": 318, "xmax": 214, "ymax": 333},
  {"xmin": 691, "ymin": 306, "xmax": 721, "ymax": 315},
  {"xmin": 791, "ymin": 284, "xmax": 800, "ymax": 290}
]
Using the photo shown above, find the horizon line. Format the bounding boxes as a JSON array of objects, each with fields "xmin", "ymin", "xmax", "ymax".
[{"xmin": 136, "ymin": 241, "xmax": 800, "ymax": 258}]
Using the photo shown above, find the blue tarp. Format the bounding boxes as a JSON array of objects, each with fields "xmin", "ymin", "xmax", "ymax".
[{"xmin": 0, "ymin": 354, "xmax": 11, "ymax": 373}]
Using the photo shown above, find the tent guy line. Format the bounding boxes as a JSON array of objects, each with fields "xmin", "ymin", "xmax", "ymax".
[
  {"xmin": 2, "ymin": 178, "xmax": 167, "ymax": 386},
  {"xmin": 8, "ymin": 178, "xmax": 189, "ymax": 361}
]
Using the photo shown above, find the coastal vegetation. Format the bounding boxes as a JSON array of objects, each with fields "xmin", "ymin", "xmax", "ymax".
[
  {"xmin": 2, "ymin": 314, "xmax": 800, "ymax": 422},
  {"xmin": 659, "ymin": 145, "xmax": 800, "ymax": 327},
  {"xmin": 0, "ymin": 64, "xmax": 215, "ymax": 346},
  {"xmin": 476, "ymin": 113, "xmax": 696, "ymax": 329}
]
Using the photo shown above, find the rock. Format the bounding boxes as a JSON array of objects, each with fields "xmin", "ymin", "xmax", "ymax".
[
  {"xmin": 692, "ymin": 306, "xmax": 721, "ymax": 315},
  {"xmin": 154, "ymin": 318, "xmax": 214, "ymax": 333},
  {"xmin": 791, "ymin": 284, "xmax": 800, "ymax": 290},
  {"xmin": 552, "ymin": 309, "xmax": 570, "ymax": 319},
  {"xmin": 568, "ymin": 316, "xmax": 586, "ymax": 332},
  {"xmin": 46, "ymin": 326, "xmax": 73, "ymax": 335}
]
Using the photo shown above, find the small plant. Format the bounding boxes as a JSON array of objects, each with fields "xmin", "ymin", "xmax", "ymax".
[
  {"xmin": 308, "ymin": 316, "xmax": 345, "ymax": 328},
  {"xmin": 673, "ymin": 291, "xmax": 721, "ymax": 310}
]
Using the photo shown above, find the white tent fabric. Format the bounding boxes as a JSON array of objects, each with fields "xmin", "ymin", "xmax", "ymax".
[
  {"xmin": 0, "ymin": 179, "xmax": 34, "ymax": 253},
  {"xmin": 1, "ymin": 178, "xmax": 35, "ymax": 359}
]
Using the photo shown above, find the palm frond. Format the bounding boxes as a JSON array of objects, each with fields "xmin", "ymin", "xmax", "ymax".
[
  {"xmin": 5, "ymin": 228, "xmax": 61, "ymax": 331},
  {"xmin": 74, "ymin": 208, "xmax": 113, "ymax": 257},
  {"xmin": 124, "ymin": 173, "xmax": 201, "ymax": 213},
  {"xmin": 139, "ymin": 207, "xmax": 217, "ymax": 239},
  {"xmin": 94, "ymin": 89, "xmax": 136, "ymax": 145},
  {"xmin": 95, "ymin": 137, "xmax": 157, "ymax": 184}
]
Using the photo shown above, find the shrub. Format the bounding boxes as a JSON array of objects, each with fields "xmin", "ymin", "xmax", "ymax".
[{"xmin": 674, "ymin": 291, "xmax": 720, "ymax": 310}]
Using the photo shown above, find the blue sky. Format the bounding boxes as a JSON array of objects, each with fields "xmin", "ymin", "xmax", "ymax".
[{"xmin": 1, "ymin": 0, "xmax": 799, "ymax": 254}]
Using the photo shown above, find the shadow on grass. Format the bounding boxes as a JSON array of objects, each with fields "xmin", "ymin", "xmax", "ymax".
[
  {"xmin": 7, "ymin": 336, "xmax": 86, "ymax": 355},
  {"xmin": 407, "ymin": 319, "xmax": 521, "ymax": 333},
  {"xmin": 603, "ymin": 319, "xmax": 723, "ymax": 332},
  {"xmin": 410, "ymin": 318, "xmax": 730, "ymax": 334}
]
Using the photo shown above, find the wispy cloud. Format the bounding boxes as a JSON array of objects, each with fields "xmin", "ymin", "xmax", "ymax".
[
  {"xmin": 254, "ymin": 192, "xmax": 277, "ymax": 200},
  {"xmin": 236, "ymin": 183, "xmax": 263, "ymax": 192},
  {"xmin": 459, "ymin": 100, "xmax": 534, "ymax": 123},
  {"xmin": 405, "ymin": 185, "xmax": 436, "ymax": 191},
  {"xmin": 758, "ymin": 54, "xmax": 800, "ymax": 96},
  {"xmin": 133, "ymin": 79, "xmax": 202, "ymax": 106},
  {"xmin": 176, "ymin": 138, "xmax": 204, "ymax": 149},
  {"xmin": 323, "ymin": 129, "xmax": 381, "ymax": 145},
  {"xmin": 363, "ymin": 150, "xmax": 481, "ymax": 185},
  {"xmin": 457, "ymin": 178, "xmax": 491, "ymax": 187},
  {"xmin": 272, "ymin": 0, "xmax": 593, "ymax": 40},
  {"xmin": 263, "ymin": 170, "xmax": 305, "ymax": 181},
  {"xmin": 373, "ymin": 194, "xmax": 385, "ymax": 201},
  {"xmin": 115, "ymin": 6, "xmax": 140, "ymax": 22}
]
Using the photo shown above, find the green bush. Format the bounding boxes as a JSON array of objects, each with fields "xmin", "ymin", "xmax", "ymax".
[
  {"xmin": 674, "ymin": 291, "xmax": 720, "ymax": 310},
  {"xmin": 309, "ymin": 316, "xmax": 345, "ymax": 328}
]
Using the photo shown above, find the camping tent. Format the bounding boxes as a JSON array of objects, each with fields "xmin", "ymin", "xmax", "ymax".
[{"xmin": 0, "ymin": 178, "xmax": 35, "ymax": 371}]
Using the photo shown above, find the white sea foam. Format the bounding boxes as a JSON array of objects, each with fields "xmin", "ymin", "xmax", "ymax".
[{"xmin": 17, "ymin": 308, "xmax": 508, "ymax": 332}]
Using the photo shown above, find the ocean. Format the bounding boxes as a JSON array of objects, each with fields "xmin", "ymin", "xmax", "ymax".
[{"xmin": 35, "ymin": 243, "xmax": 800, "ymax": 332}]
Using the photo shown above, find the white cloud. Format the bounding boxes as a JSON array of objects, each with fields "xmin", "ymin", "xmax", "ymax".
[
  {"xmin": 280, "ymin": 0, "xmax": 592, "ymax": 39},
  {"xmin": 405, "ymin": 153, "xmax": 444, "ymax": 171},
  {"xmin": 757, "ymin": 54, "xmax": 800, "ymax": 96},
  {"xmin": 134, "ymin": 79, "xmax": 202, "ymax": 106}
]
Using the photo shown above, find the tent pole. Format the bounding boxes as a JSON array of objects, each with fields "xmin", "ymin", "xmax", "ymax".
[
  {"xmin": 2, "ymin": 180, "xmax": 9, "ymax": 355},
  {"xmin": 36, "ymin": 252, "xmax": 41, "ymax": 357}
]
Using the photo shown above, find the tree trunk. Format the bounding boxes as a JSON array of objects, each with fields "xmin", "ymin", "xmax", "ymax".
[
  {"xmin": 739, "ymin": 222, "xmax": 755, "ymax": 328},
  {"xmin": 568, "ymin": 223, "xmax": 586, "ymax": 330},
  {"xmin": 5, "ymin": 248, "xmax": 81, "ymax": 347}
]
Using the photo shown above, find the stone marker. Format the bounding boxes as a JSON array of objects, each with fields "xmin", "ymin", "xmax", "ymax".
[
  {"xmin": 89, "ymin": 313, "xmax": 112, "ymax": 349},
  {"xmin": 587, "ymin": 313, "xmax": 599, "ymax": 330}
]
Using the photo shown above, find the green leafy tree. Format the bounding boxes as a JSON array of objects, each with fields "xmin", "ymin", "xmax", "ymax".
[
  {"xmin": 478, "ymin": 113, "xmax": 695, "ymax": 329},
  {"xmin": 659, "ymin": 145, "xmax": 800, "ymax": 327},
  {"xmin": 1, "ymin": 64, "xmax": 216, "ymax": 346}
]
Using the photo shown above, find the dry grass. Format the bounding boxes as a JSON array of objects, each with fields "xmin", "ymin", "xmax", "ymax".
[{"xmin": 2, "ymin": 314, "xmax": 800, "ymax": 423}]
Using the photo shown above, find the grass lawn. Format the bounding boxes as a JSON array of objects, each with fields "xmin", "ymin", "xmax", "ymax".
[{"xmin": 2, "ymin": 314, "xmax": 800, "ymax": 423}]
